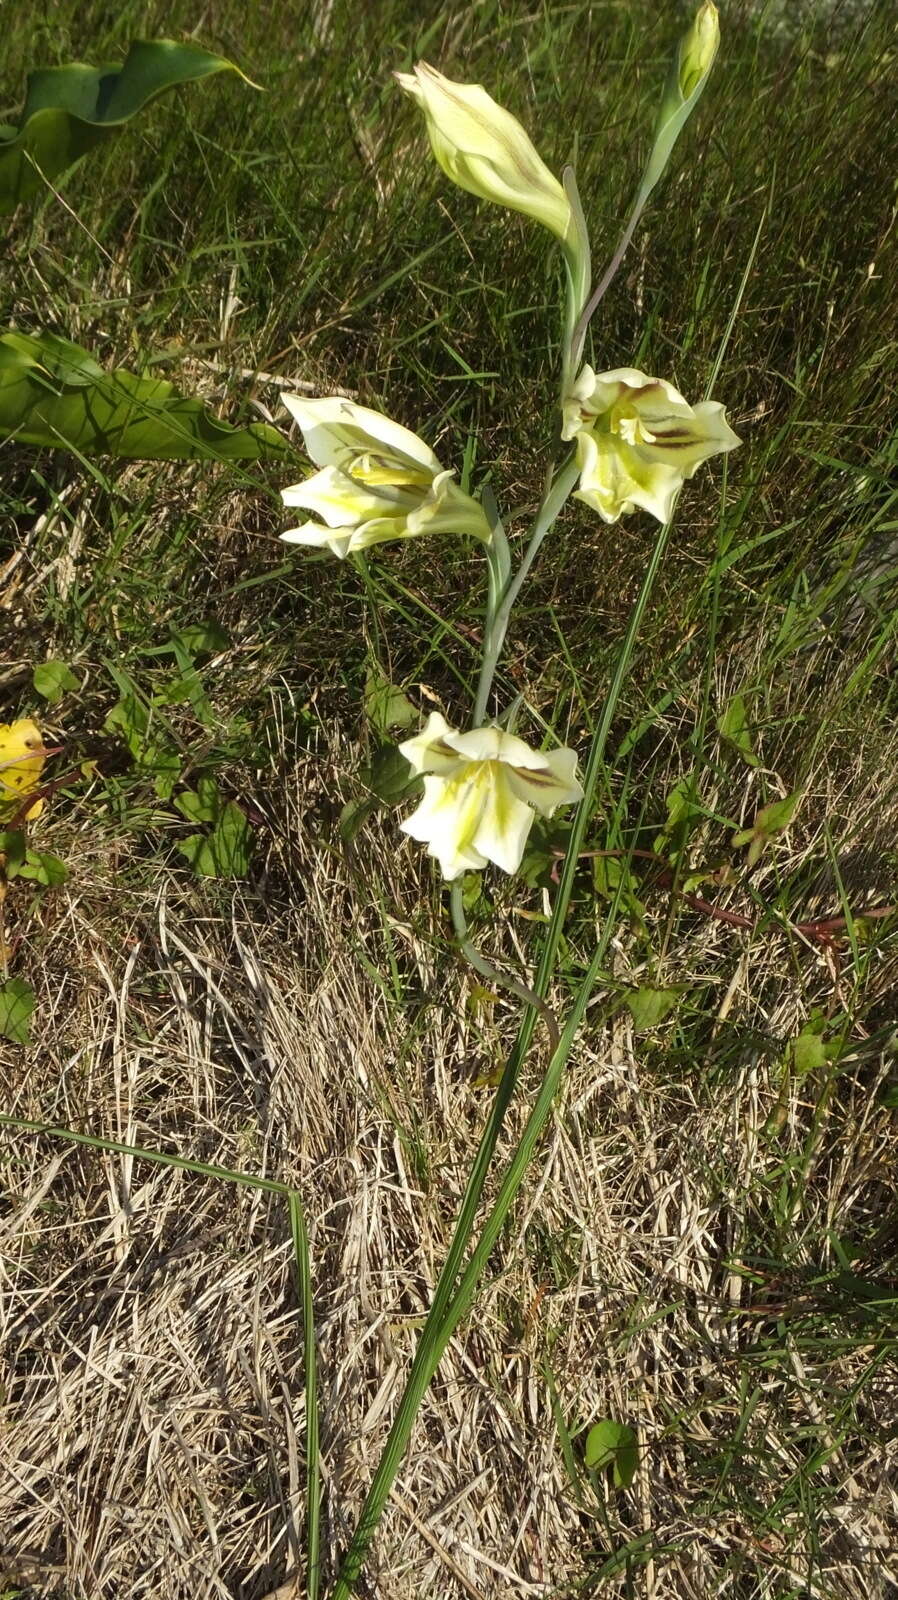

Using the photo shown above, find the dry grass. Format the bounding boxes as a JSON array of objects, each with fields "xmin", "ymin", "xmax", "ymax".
[
  {"xmin": 3, "ymin": 0, "xmax": 898, "ymax": 1592},
  {"xmin": 2, "ymin": 677, "xmax": 896, "ymax": 1598}
]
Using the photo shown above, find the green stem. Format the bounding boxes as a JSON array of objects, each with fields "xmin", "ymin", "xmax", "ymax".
[
  {"xmin": 472, "ymin": 452, "xmax": 580, "ymax": 724},
  {"xmin": 289, "ymin": 1193, "xmax": 320, "ymax": 1600},
  {"xmin": 332, "ymin": 507, "xmax": 676, "ymax": 1597},
  {"xmin": 570, "ymin": 194, "xmax": 646, "ymax": 361},
  {"xmin": 450, "ymin": 882, "xmax": 560, "ymax": 1055}
]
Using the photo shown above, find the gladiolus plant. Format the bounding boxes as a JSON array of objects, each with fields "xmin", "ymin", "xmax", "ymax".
[{"xmin": 275, "ymin": 8, "xmax": 743, "ymax": 1592}]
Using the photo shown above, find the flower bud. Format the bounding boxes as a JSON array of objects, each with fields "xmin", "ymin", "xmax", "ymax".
[
  {"xmin": 639, "ymin": 3, "xmax": 720, "ymax": 205},
  {"xmin": 677, "ymin": 2, "xmax": 720, "ymax": 102},
  {"xmin": 395, "ymin": 62, "xmax": 574, "ymax": 246}
]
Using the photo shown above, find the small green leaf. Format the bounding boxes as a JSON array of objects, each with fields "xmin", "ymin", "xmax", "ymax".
[
  {"xmin": 0, "ymin": 978, "xmax": 35, "ymax": 1045},
  {"xmin": 0, "ymin": 330, "xmax": 287, "ymax": 461},
  {"xmin": 625, "ymin": 985, "xmax": 688, "ymax": 1032},
  {"xmin": 104, "ymin": 691, "xmax": 148, "ymax": 755},
  {"xmin": 654, "ymin": 775, "xmax": 704, "ymax": 861},
  {"xmin": 157, "ymin": 669, "xmax": 205, "ymax": 706},
  {"xmin": 172, "ymin": 620, "xmax": 231, "ymax": 658},
  {"xmin": 364, "ymin": 667, "xmax": 417, "ymax": 733},
  {"xmin": 33, "ymin": 659, "xmax": 79, "ymax": 704},
  {"xmin": 755, "ymin": 790, "xmax": 803, "ymax": 835},
  {"xmin": 0, "ymin": 39, "xmax": 256, "ymax": 215},
  {"xmin": 174, "ymin": 777, "xmax": 220, "ymax": 824},
  {"xmin": 18, "ymin": 848, "xmax": 68, "ymax": 886},
  {"xmin": 178, "ymin": 801, "xmax": 253, "ymax": 878},
  {"xmin": 732, "ymin": 789, "xmax": 802, "ymax": 866},
  {"xmin": 0, "ymin": 829, "xmax": 27, "ymax": 873},
  {"xmin": 786, "ymin": 1013, "xmax": 832, "ymax": 1078},
  {"xmin": 717, "ymin": 694, "xmax": 760, "ymax": 768},
  {"xmin": 585, "ymin": 1420, "xmax": 638, "ymax": 1489}
]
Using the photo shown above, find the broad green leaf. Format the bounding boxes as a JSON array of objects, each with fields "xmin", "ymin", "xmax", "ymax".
[
  {"xmin": 174, "ymin": 777, "xmax": 221, "ymax": 824},
  {"xmin": 33, "ymin": 659, "xmax": 79, "ymax": 704},
  {"xmin": 625, "ymin": 985, "xmax": 688, "ymax": 1031},
  {"xmin": 18, "ymin": 848, "xmax": 68, "ymax": 887},
  {"xmin": 585, "ymin": 1420, "xmax": 638, "ymax": 1489},
  {"xmin": 1, "ymin": 39, "xmax": 255, "ymax": 215},
  {"xmin": 362, "ymin": 742, "xmax": 421, "ymax": 807},
  {"xmin": 178, "ymin": 801, "xmax": 253, "ymax": 878},
  {"xmin": 339, "ymin": 742, "xmax": 421, "ymax": 844},
  {"xmin": 364, "ymin": 666, "xmax": 417, "ymax": 733},
  {"xmin": 0, "ymin": 330, "xmax": 288, "ymax": 460},
  {"xmin": 732, "ymin": 789, "xmax": 802, "ymax": 866},
  {"xmin": 172, "ymin": 620, "xmax": 231, "ymax": 658},
  {"xmin": 717, "ymin": 693, "xmax": 760, "ymax": 768},
  {"xmin": 0, "ymin": 977, "xmax": 35, "ymax": 1045}
]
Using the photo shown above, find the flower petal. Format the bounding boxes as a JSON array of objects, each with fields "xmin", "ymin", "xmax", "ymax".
[
  {"xmin": 407, "ymin": 471, "xmax": 493, "ymax": 544},
  {"xmin": 281, "ymin": 464, "xmax": 408, "ymax": 527},
  {"xmin": 470, "ymin": 764, "xmax": 536, "ymax": 874},
  {"xmin": 627, "ymin": 395, "xmax": 741, "ymax": 473},
  {"xmin": 280, "ymin": 521, "xmax": 354, "ymax": 559},
  {"xmin": 280, "ymin": 393, "xmax": 442, "ymax": 477},
  {"xmin": 399, "ymin": 712, "xmax": 465, "ymax": 777},
  {"xmin": 400, "ymin": 770, "xmax": 489, "ymax": 880},
  {"xmin": 396, "ymin": 62, "xmax": 572, "ymax": 243},
  {"xmin": 574, "ymin": 428, "xmax": 682, "ymax": 524},
  {"xmin": 506, "ymin": 747, "xmax": 583, "ymax": 817}
]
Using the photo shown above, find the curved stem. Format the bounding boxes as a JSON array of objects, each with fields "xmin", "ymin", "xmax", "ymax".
[
  {"xmin": 570, "ymin": 195, "xmax": 645, "ymax": 365},
  {"xmin": 332, "ymin": 506, "xmax": 677, "ymax": 1600},
  {"xmin": 450, "ymin": 882, "xmax": 560, "ymax": 1055}
]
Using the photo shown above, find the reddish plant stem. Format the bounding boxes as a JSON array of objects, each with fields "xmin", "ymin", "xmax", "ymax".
[{"xmin": 555, "ymin": 846, "xmax": 895, "ymax": 945}]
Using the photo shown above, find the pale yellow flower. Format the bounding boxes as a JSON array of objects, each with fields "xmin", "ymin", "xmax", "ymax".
[
  {"xmin": 677, "ymin": 1, "xmax": 720, "ymax": 101},
  {"xmin": 280, "ymin": 394, "xmax": 492, "ymax": 558},
  {"xmin": 561, "ymin": 365, "xmax": 740, "ymax": 524},
  {"xmin": 395, "ymin": 62, "xmax": 579, "ymax": 248},
  {"xmin": 399, "ymin": 713, "xmax": 583, "ymax": 881}
]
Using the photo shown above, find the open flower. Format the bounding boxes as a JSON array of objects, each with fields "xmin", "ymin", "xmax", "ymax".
[
  {"xmin": 395, "ymin": 62, "xmax": 576, "ymax": 249},
  {"xmin": 398, "ymin": 713, "xmax": 583, "ymax": 880},
  {"xmin": 561, "ymin": 365, "xmax": 740, "ymax": 524},
  {"xmin": 280, "ymin": 394, "xmax": 492, "ymax": 558}
]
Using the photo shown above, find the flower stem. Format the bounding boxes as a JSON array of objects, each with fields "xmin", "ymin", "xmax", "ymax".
[
  {"xmin": 472, "ymin": 452, "xmax": 580, "ymax": 724},
  {"xmin": 331, "ymin": 505, "xmax": 677, "ymax": 1598},
  {"xmin": 450, "ymin": 882, "xmax": 560, "ymax": 1055}
]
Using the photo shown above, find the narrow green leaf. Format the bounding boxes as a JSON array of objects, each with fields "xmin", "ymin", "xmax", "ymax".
[
  {"xmin": 0, "ymin": 330, "xmax": 288, "ymax": 460},
  {"xmin": 717, "ymin": 693, "xmax": 760, "ymax": 768},
  {"xmin": 0, "ymin": 39, "xmax": 256, "ymax": 215},
  {"xmin": 0, "ymin": 977, "xmax": 35, "ymax": 1044}
]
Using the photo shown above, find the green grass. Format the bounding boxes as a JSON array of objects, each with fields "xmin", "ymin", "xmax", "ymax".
[{"xmin": 2, "ymin": 0, "xmax": 897, "ymax": 1597}]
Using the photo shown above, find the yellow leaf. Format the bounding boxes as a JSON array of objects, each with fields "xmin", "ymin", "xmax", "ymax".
[{"xmin": 0, "ymin": 718, "xmax": 46, "ymax": 820}]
